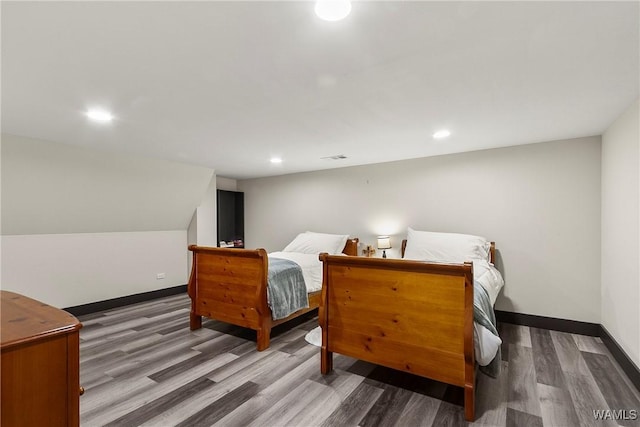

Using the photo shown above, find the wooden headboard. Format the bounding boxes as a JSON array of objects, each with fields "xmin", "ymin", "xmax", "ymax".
[
  {"xmin": 342, "ymin": 238, "xmax": 359, "ymax": 256},
  {"xmin": 401, "ymin": 239, "xmax": 495, "ymax": 263}
]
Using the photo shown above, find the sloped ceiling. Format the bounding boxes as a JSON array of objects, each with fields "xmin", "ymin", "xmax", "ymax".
[{"xmin": 1, "ymin": 135, "xmax": 214, "ymax": 235}]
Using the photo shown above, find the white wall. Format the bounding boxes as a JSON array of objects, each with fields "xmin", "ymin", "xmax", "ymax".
[
  {"xmin": 187, "ymin": 175, "xmax": 238, "ymax": 249},
  {"xmin": 1, "ymin": 135, "xmax": 215, "ymax": 307},
  {"xmin": 239, "ymin": 137, "xmax": 602, "ymax": 323},
  {"xmin": 187, "ymin": 211, "xmax": 198, "ymax": 274},
  {"xmin": 601, "ymin": 99, "xmax": 640, "ymax": 366},
  {"xmin": 217, "ymin": 176, "xmax": 238, "ymax": 191},
  {"xmin": 186, "ymin": 174, "xmax": 218, "ymax": 273},
  {"xmin": 195, "ymin": 176, "xmax": 217, "ymax": 246},
  {"xmin": 1, "ymin": 231, "xmax": 187, "ymax": 308}
]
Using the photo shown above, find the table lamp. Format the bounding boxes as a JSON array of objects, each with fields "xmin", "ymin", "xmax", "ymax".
[{"xmin": 377, "ymin": 236, "xmax": 391, "ymax": 258}]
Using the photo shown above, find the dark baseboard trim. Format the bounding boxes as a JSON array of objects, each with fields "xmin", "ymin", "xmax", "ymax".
[
  {"xmin": 495, "ymin": 310, "xmax": 601, "ymax": 336},
  {"xmin": 64, "ymin": 284, "xmax": 187, "ymax": 316},
  {"xmin": 497, "ymin": 310, "xmax": 639, "ymax": 392},
  {"xmin": 600, "ymin": 325, "xmax": 640, "ymax": 392}
]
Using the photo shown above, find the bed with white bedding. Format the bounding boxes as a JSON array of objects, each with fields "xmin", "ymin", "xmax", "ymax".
[
  {"xmin": 188, "ymin": 232, "xmax": 358, "ymax": 351},
  {"xmin": 318, "ymin": 228, "xmax": 504, "ymax": 422}
]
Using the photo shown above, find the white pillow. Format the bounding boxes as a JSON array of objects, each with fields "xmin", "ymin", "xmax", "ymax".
[
  {"xmin": 403, "ymin": 228, "xmax": 490, "ymax": 263},
  {"xmin": 283, "ymin": 231, "xmax": 349, "ymax": 255}
]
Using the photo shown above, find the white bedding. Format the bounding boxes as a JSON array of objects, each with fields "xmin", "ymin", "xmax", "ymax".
[
  {"xmin": 473, "ymin": 259, "xmax": 504, "ymax": 365},
  {"xmin": 268, "ymin": 251, "xmax": 325, "ymax": 293},
  {"xmin": 473, "ymin": 259, "xmax": 504, "ymax": 306}
]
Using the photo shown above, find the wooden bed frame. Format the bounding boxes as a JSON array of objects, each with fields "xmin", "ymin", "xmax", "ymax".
[
  {"xmin": 188, "ymin": 238, "xmax": 358, "ymax": 351},
  {"xmin": 319, "ymin": 241, "xmax": 495, "ymax": 422}
]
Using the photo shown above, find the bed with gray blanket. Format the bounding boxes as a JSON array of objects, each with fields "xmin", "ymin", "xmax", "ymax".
[{"xmin": 187, "ymin": 238, "xmax": 358, "ymax": 351}]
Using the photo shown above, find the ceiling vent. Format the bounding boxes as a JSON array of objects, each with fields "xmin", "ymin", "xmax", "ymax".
[{"xmin": 321, "ymin": 154, "xmax": 347, "ymax": 160}]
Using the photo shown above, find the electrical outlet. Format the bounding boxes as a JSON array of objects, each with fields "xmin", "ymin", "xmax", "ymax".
[{"xmin": 156, "ymin": 273, "xmax": 166, "ymax": 280}]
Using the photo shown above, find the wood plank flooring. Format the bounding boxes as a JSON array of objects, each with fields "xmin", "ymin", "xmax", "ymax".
[{"xmin": 79, "ymin": 294, "xmax": 640, "ymax": 426}]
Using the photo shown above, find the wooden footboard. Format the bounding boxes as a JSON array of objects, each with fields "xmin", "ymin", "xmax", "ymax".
[
  {"xmin": 188, "ymin": 238, "xmax": 358, "ymax": 351},
  {"xmin": 188, "ymin": 246, "xmax": 274, "ymax": 349},
  {"xmin": 318, "ymin": 254, "xmax": 476, "ymax": 421}
]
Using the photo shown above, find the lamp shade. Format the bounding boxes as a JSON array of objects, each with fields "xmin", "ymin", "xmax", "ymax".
[{"xmin": 377, "ymin": 236, "xmax": 391, "ymax": 250}]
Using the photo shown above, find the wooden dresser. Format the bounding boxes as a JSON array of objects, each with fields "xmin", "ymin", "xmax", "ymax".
[{"xmin": 1, "ymin": 291, "xmax": 83, "ymax": 427}]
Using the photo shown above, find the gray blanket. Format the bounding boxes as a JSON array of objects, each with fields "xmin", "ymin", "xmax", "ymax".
[
  {"xmin": 474, "ymin": 281, "xmax": 501, "ymax": 377},
  {"xmin": 267, "ymin": 257, "xmax": 309, "ymax": 320}
]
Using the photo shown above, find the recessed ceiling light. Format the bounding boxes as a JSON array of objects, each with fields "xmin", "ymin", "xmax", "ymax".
[
  {"xmin": 86, "ymin": 109, "xmax": 114, "ymax": 123},
  {"xmin": 315, "ymin": 0, "xmax": 351, "ymax": 22},
  {"xmin": 433, "ymin": 130, "xmax": 451, "ymax": 139},
  {"xmin": 270, "ymin": 157, "xmax": 283, "ymax": 164}
]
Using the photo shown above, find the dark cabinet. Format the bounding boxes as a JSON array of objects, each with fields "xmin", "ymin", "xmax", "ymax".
[{"xmin": 217, "ymin": 189, "xmax": 244, "ymax": 248}]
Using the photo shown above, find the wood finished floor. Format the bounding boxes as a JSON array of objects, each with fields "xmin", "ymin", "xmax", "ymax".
[{"xmin": 78, "ymin": 294, "xmax": 640, "ymax": 427}]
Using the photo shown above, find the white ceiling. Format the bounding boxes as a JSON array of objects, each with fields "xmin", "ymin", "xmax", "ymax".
[{"xmin": 2, "ymin": 1, "xmax": 638, "ymax": 179}]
